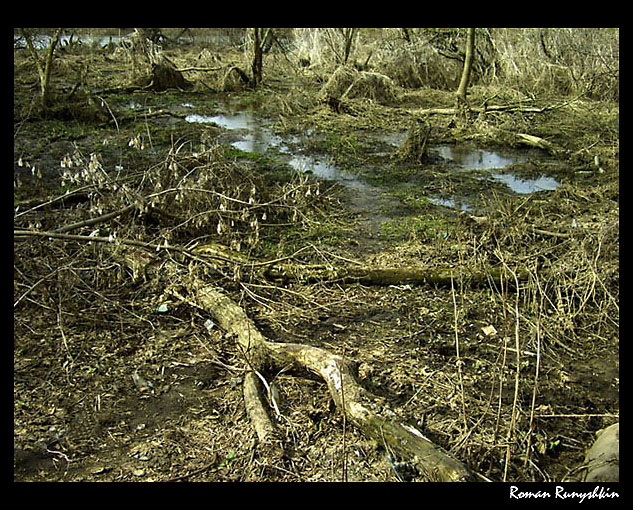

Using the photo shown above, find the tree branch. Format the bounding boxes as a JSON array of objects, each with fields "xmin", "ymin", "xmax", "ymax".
[{"xmin": 52, "ymin": 203, "xmax": 138, "ymax": 233}]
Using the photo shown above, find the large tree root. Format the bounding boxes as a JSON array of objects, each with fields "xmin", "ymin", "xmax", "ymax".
[{"xmin": 193, "ymin": 285, "xmax": 484, "ymax": 482}]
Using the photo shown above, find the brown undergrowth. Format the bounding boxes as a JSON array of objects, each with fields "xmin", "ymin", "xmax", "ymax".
[
  {"xmin": 14, "ymin": 32, "xmax": 618, "ymax": 482},
  {"xmin": 14, "ymin": 134, "xmax": 618, "ymax": 482}
]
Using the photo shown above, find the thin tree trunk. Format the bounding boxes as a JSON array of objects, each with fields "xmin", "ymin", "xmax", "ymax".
[
  {"xmin": 251, "ymin": 28, "xmax": 265, "ymax": 86},
  {"xmin": 21, "ymin": 28, "xmax": 63, "ymax": 110},
  {"xmin": 456, "ymin": 28, "xmax": 475, "ymax": 103},
  {"xmin": 341, "ymin": 28, "xmax": 357, "ymax": 64}
]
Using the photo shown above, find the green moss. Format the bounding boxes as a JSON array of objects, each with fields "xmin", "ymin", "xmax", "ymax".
[{"xmin": 382, "ymin": 215, "xmax": 453, "ymax": 243}]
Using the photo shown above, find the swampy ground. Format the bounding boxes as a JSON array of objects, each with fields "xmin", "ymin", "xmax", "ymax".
[{"xmin": 14, "ymin": 31, "xmax": 619, "ymax": 484}]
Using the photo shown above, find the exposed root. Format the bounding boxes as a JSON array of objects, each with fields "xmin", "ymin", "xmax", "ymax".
[{"xmin": 193, "ymin": 284, "xmax": 483, "ymax": 482}]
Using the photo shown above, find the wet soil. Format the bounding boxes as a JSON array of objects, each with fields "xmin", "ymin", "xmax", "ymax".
[{"xmin": 14, "ymin": 40, "xmax": 618, "ymax": 483}]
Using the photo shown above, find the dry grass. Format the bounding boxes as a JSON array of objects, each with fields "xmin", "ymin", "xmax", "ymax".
[{"xmin": 14, "ymin": 29, "xmax": 618, "ymax": 482}]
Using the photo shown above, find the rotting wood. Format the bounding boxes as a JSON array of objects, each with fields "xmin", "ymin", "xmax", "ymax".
[
  {"xmin": 412, "ymin": 103, "xmax": 552, "ymax": 116},
  {"xmin": 515, "ymin": 133, "xmax": 557, "ymax": 153},
  {"xmin": 193, "ymin": 284, "xmax": 484, "ymax": 482},
  {"xmin": 149, "ymin": 60, "xmax": 192, "ymax": 91},
  {"xmin": 17, "ymin": 227, "xmax": 527, "ymax": 291},
  {"xmin": 192, "ymin": 241, "xmax": 529, "ymax": 288},
  {"xmin": 265, "ymin": 264, "xmax": 528, "ymax": 289},
  {"xmin": 398, "ymin": 119, "xmax": 431, "ymax": 163},
  {"xmin": 15, "ymin": 229, "xmax": 528, "ymax": 292}
]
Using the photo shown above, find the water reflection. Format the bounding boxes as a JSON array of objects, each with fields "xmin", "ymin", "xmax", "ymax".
[
  {"xmin": 428, "ymin": 197, "xmax": 473, "ymax": 211},
  {"xmin": 186, "ymin": 112, "xmax": 368, "ymax": 188},
  {"xmin": 186, "ymin": 113, "xmax": 281, "ymax": 153},
  {"xmin": 491, "ymin": 173, "xmax": 560, "ymax": 194},
  {"xmin": 288, "ymin": 155, "xmax": 370, "ymax": 189},
  {"xmin": 432, "ymin": 144, "xmax": 526, "ymax": 170},
  {"xmin": 432, "ymin": 144, "xmax": 560, "ymax": 195},
  {"xmin": 185, "ymin": 113, "xmax": 256, "ymax": 131},
  {"xmin": 185, "ymin": 110, "xmax": 560, "ymax": 205}
]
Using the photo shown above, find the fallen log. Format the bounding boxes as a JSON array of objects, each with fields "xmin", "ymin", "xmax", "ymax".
[
  {"xmin": 193, "ymin": 285, "xmax": 484, "ymax": 482},
  {"xmin": 265, "ymin": 264, "xmax": 527, "ymax": 289},
  {"xmin": 19, "ymin": 229, "xmax": 487, "ymax": 480},
  {"xmin": 412, "ymin": 102, "xmax": 552, "ymax": 117},
  {"xmin": 192, "ymin": 241, "xmax": 528, "ymax": 289},
  {"xmin": 515, "ymin": 133, "xmax": 561, "ymax": 155}
]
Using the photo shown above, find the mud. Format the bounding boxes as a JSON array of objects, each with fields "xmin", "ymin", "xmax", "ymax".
[{"xmin": 14, "ymin": 34, "xmax": 618, "ymax": 483}]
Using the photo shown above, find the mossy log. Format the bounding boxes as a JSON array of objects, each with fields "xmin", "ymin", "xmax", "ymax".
[
  {"xmin": 193, "ymin": 285, "xmax": 483, "ymax": 482},
  {"xmin": 189, "ymin": 241, "xmax": 527, "ymax": 289},
  {"xmin": 265, "ymin": 264, "xmax": 527, "ymax": 288},
  {"xmin": 17, "ymin": 230, "xmax": 525, "ymax": 291}
]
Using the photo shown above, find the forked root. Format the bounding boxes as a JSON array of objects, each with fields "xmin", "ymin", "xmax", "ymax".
[{"xmin": 194, "ymin": 285, "xmax": 484, "ymax": 482}]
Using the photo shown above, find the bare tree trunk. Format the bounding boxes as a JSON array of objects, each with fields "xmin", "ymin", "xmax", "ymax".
[
  {"xmin": 21, "ymin": 28, "xmax": 63, "ymax": 110},
  {"xmin": 340, "ymin": 28, "xmax": 357, "ymax": 64},
  {"xmin": 251, "ymin": 28, "xmax": 266, "ymax": 86},
  {"xmin": 456, "ymin": 28, "xmax": 476, "ymax": 104}
]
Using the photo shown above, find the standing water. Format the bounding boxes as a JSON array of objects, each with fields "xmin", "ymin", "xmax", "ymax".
[
  {"xmin": 431, "ymin": 144, "xmax": 560, "ymax": 194},
  {"xmin": 185, "ymin": 111, "xmax": 370, "ymax": 189},
  {"xmin": 185, "ymin": 109, "xmax": 560, "ymax": 213}
]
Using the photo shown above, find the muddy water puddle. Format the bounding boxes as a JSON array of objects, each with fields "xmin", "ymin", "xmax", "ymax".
[
  {"xmin": 432, "ymin": 144, "xmax": 523, "ymax": 170},
  {"xmin": 432, "ymin": 144, "xmax": 560, "ymax": 193},
  {"xmin": 185, "ymin": 111, "xmax": 371, "ymax": 189},
  {"xmin": 491, "ymin": 173, "xmax": 560, "ymax": 194},
  {"xmin": 427, "ymin": 144, "xmax": 561, "ymax": 211},
  {"xmin": 184, "ymin": 107, "xmax": 560, "ymax": 216}
]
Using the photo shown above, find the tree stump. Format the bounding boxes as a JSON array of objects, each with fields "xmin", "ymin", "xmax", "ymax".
[
  {"xmin": 149, "ymin": 60, "xmax": 191, "ymax": 91},
  {"xmin": 398, "ymin": 118, "xmax": 432, "ymax": 163}
]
